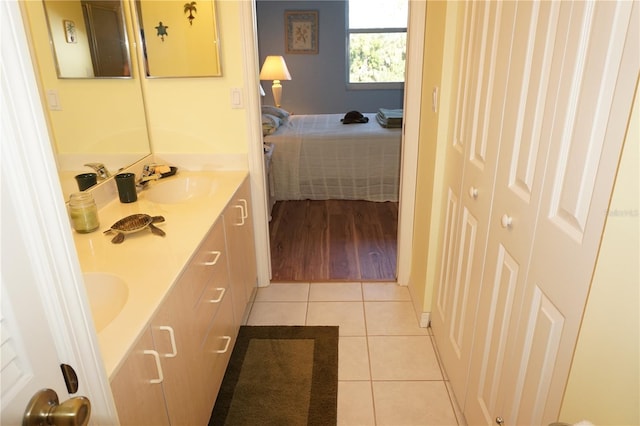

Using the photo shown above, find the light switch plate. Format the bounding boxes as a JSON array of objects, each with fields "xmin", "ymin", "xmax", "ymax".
[
  {"xmin": 230, "ymin": 88, "xmax": 243, "ymax": 109},
  {"xmin": 46, "ymin": 89, "xmax": 62, "ymax": 111},
  {"xmin": 432, "ymin": 86, "xmax": 439, "ymax": 113}
]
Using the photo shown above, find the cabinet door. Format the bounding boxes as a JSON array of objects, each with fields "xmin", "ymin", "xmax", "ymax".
[
  {"xmin": 111, "ymin": 328, "xmax": 170, "ymax": 426},
  {"xmin": 224, "ymin": 177, "xmax": 257, "ymax": 326},
  {"xmin": 150, "ymin": 280, "xmax": 200, "ymax": 426}
]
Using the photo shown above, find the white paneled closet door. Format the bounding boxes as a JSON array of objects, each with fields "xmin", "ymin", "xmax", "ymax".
[
  {"xmin": 497, "ymin": 2, "xmax": 638, "ymax": 425},
  {"xmin": 431, "ymin": 1, "xmax": 639, "ymax": 425},
  {"xmin": 464, "ymin": 1, "xmax": 563, "ymax": 423},
  {"xmin": 430, "ymin": 1, "xmax": 516, "ymax": 408}
]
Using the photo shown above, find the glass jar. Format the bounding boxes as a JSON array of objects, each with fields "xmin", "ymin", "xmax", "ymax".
[{"xmin": 68, "ymin": 192, "xmax": 100, "ymax": 233}]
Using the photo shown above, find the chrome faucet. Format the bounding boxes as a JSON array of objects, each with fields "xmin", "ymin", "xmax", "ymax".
[
  {"xmin": 84, "ymin": 163, "xmax": 111, "ymax": 180},
  {"xmin": 137, "ymin": 164, "xmax": 161, "ymax": 188}
]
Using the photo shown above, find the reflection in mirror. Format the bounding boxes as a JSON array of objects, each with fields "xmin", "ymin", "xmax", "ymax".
[
  {"xmin": 43, "ymin": 0, "xmax": 131, "ymax": 78},
  {"xmin": 20, "ymin": 0, "xmax": 151, "ymax": 201},
  {"xmin": 135, "ymin": 0, "xmax": 221, "ymax": 77}
]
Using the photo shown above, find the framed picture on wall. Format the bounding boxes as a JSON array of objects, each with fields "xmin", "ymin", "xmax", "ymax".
[
  {"xmin": 285, "ymin": 11, "xmax": 318, "ymax": 54},
  {"xmin": 63, "ymin": 20, "xmax": 77, "ymax": 43}
]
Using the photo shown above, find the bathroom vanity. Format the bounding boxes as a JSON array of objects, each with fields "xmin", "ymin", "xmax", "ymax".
[{"xmin": 72, "ymin": 170, "xmax": 256, "ymax": 425}]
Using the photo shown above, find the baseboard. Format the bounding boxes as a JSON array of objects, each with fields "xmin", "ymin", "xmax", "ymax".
[{"xmin": 419, "ymin": 312, "xmax": 431, "ymax": 328}]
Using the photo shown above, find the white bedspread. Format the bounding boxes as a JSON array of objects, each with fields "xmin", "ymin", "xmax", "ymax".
[{"xmin": 264, "ymin": 113, "xmax": 402, "ymax": 202}]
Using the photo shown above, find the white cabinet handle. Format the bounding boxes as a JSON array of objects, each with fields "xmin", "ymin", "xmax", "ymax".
[
  {"xmin": 239, "ymin": 199, "xmax": 248, "ymax": 219},
  {"xmin": 469, "ymin": 186, "xmax": 478, "ymax": 199},
  {"xmin": 234, "ymin": 199, "xmax": 248, "ymax": 226},
  {"xmin": 209, "ymin": 287, "xmax": 226, "ymax": 303},
  {"xmin": 214, "ymin": 336, "xmax": 232, "ymax": 354},
  {"xmin": 203, "ymin": 251, "xmax": 221, "ymax": 266},
  {"xmin": 234, "ymin": 206, "xmax": 245, "ymax": 226},
  {"xmin": 158, "ymin": 326, "xmax": 177, "ymax": 358},
  {"xmin": 143, "ymin": 350, "xmax": 164, "ymax": 384},
  {"xmin": 501, "ymin": 214, "xmax": 513, "ymax": 228}
]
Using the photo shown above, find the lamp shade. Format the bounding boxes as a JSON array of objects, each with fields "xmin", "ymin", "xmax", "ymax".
[{"xmin": 259, "ymin": 56, "xmax": 292, "ymax": 81}]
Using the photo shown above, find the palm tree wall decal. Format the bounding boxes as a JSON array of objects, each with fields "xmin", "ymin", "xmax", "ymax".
[{"xmin": 183, "ymin": 1, "xmax": 197, "ymax": 26}]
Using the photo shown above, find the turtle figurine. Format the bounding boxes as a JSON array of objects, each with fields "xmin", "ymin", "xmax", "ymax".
[{"xmin": 104, "ymin": 213, "xmax": 166, "ymax": 244}]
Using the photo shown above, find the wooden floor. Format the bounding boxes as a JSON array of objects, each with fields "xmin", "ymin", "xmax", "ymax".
[{"xmin": 269, "ymin": 200, "xmax": 398, "ymax": 282}]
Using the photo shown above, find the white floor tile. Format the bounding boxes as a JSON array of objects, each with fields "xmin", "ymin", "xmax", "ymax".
[
  {"xmin": 309, "ymin": 283, "xmax": 363, "ymax": 301},
  {"xmin": 368, "ymin": 336, "xmax": 442, "ymax": 381},
  {"xmin": 339, "ymin": 337, "xmax": 370, "ymax": 380},
  {"xmin": 363, "ymin": 282, "xmax": 412, "ymax": 301},
  {"xmin": 307, "ymin": 302, "xmax": 366, "ymax": 336},
  {"xmin": 254, "ymin": 283, "xmax": 309, "ymax": 302},
  {"xmin": 338, "ymin": 381, "xmax": 375, "ymax": 426},
  {"xmin": 373, "ymin": 381, "xmax": 459, "ymax": 426},
  {"xmin": 364, "ymin": 301, "xmax": 428, "ymax": 335},
  {"xmin": 246, "ymin": 302, "xmax": 307, "ymax": 325}
]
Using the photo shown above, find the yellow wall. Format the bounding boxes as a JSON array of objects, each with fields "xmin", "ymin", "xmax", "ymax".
[
  {"xmin": 409, "ymin": 1, "xmax": 461, "ymax": 317},
  {"xmin": 21, "ymin": 0, "xmax": 250, "ymax": 166},
  {"xmin": 559, "ymin": 81, "xmax": 639, "ymax": 425},
  {"xmin": 21, "ymin": 1, "xmax": 149, "ymax": 158},
  {"xmin": 138, "ymin": 0, "xmax": 249, "ymax": 157},
  {"xmin": 140, "ymin": 0, "xmax": 221, "ymax": 77}
]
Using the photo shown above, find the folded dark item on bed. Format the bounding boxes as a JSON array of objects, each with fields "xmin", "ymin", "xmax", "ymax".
[
  {"xmin": 376, "ymin": 108, "xmax": 403, "ymax": 128},
  {"xmin": 341, "ymin": 110, "xmax": 369, "ymax": 124}
]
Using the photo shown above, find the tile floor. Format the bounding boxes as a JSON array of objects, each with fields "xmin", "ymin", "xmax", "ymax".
[{"xmin": 245, "ymin": 282, "xmax": 465, "ymax": 426}]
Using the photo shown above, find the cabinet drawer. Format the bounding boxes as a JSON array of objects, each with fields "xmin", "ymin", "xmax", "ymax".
[
  {"xmin": 201, "ymin": 291, "xmax": 236, "ymax": 410},
  {"xmin": 193, "ymin": 275, "xmax": 230, "ymax": 347},
  {"xmin": 177, "ymin": 218, "xmax": 227, "ymax": 309}
]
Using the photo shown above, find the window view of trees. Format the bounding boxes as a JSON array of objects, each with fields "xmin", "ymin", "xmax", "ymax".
[
  {"xmin": 349, "ymin": 33, "xmax": 406, "ymax": 83},
  {"xmin": 348, "ymin": 0, "xmax": 408, "ymax": 85}
]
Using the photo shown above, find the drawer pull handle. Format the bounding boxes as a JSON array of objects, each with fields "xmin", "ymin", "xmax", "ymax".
[
  {"xmin": 158, "ymin": 326, "xmax": 177, "ymax": 358},
  {"xmin": 143, "ymin": 350, "xmax": 163, "ymax": 384},
  {"xmin": 215, "ymin": 336, "xmax": 232, "ymax": 354},
  {"xmin": 209, "ymin": 287, "xmax": 226, "ymax": 303},
  {"xmin": 239, "ymin": 199, "xmax": 248, "ymax": 219},
  {"xmin": 234, "ymin": 205, "xmax": 246, "ymax": 226},
  {"xmin": 203, "ymin": 251, "xmax": 221, "ymax": 266}
]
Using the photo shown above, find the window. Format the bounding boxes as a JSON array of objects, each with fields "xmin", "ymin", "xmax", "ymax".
[{"xmin": 347, "ymin": 0, "xmax": 408, "ymax": 89}]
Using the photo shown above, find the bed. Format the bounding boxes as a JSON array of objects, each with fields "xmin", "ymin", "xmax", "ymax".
[{"xmin": 263, "ymin": 111, "xmax": 402, "ymax": 202}]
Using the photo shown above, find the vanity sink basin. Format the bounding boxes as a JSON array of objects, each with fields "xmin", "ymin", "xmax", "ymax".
[
  {"xmin": 83, "ymin": 272, "xmax": 129, "ymax": 332},
  {"xmin": 144, "ymin": 176, "xmax": 217, "ymax": 204}
]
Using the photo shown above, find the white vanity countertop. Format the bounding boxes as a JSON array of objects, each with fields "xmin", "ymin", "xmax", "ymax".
[{"xmin": 72, "ymin": 170, "xmax": 248, "ymax": 379}]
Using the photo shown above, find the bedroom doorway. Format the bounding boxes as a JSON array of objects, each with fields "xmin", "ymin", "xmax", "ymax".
[{"xmin": 254, "ymin": 0, "xmax": 423, "ymax": 284}]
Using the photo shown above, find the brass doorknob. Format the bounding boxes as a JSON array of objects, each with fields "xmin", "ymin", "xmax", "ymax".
[{"xmin": 23, "ymin": 388, "xmax": 91, "ymax": 426}]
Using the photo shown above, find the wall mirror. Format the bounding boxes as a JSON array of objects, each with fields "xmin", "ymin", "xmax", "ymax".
[
  {"xmin": 43, "ymin": 0, "xmax": 132, "ymax": 78},
  {"xmin": 134, "ymin": 0, "xmax": 222, "ymax": 77},
  {"xmin": 22, "ymin": 0, "xmax": 151, "ymax": 200}
]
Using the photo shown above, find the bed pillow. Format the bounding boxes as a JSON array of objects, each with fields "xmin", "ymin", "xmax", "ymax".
[
  {"xmin": 262, "ymin": 113, "xmax": 282, "ymax": 136},
  {"xmin": 261, "ymin": 105, "xmax": 290, "ymax": 120}
]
